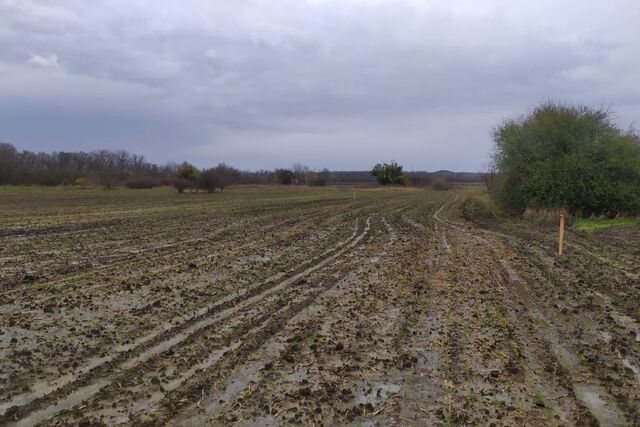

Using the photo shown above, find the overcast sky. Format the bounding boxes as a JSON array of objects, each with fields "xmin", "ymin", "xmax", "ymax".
[{"xmin": 1, "ymin": 0, "xmax": 639, "ymax": 171}]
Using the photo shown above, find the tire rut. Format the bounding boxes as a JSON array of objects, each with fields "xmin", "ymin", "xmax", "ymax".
[
  {"xmin": 435, "ymin": 198, "xmax": 634, "ymax": 425},
  {"xmin": 1, "ymin": 217, "xmax": 371, "ymax": 425}
]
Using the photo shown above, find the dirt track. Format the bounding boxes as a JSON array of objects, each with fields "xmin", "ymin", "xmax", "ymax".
[{"xmin": 0, "ymin": 186, "xmax": 638, "ymax": 426}]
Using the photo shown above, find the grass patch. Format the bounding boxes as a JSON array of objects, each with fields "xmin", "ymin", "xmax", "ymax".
[
  {"xmin": 461, "ymin": 196, "xmax": 497, "ymax": 224},
  {"xmin": 573, "ymin": 217, "xmax": 640, "ymax": 232}
]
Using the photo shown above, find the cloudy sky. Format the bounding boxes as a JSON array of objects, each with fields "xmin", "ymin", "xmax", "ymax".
[{"xmin": 1, "ymin": 0, "xmax": 639, "ymax": 171}]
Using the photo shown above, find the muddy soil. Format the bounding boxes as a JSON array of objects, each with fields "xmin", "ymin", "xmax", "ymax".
[{"xmin": 0, "ymin": 186, "xmax": 638, "ymax": 426}]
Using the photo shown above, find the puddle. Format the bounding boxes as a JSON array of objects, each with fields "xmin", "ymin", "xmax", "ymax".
[
  {"xmin": 9, "ymin": 381, "xmax": 107, "ymax": 427},
  {"xmin": 202, "ymin": 334, "xmax": 291, "ymax": 416},
  {"xmin": 425, "ymin": 258, "xmax": 441, "ymax": 268},
  {"xmin": 615, "ymin": 350, "xmax": 640, "ymax": 383},
  {"xmin": 244, "ymin": 415, "xmax": 280, "ymax": 426},
  {"xmin": 380, "ymin": 217, "xmax": 397, "ymax": 242},
  {"xmin": 551, "ymin": 340, "xmax": 579, "ymax": 374},
  {"xmin": 3, "ymin": 221, "xmax": 370, "ymax": 424},
  {"xmin": 403, "ymin": 217, "xmax": 424, "ymax": 229},
  {"xmin": 574, "ymin": 385, "xmax": 626, "ymax": 427},
  {"xmin": 353, "ymin": 381, "xmax": 401, "ymax": 406},
  {"xmin": 499, "ymin": 259, "xmax": 522, "ymax": 284},
  {"xmin": 593, "ymin": 292, "xmax": 640, "ymax": 340},
  {"xmin": 165, "ymin": 343, "xmax": 241, "ymax": 392},
  {"xmin": 530, "ymin": 301, "xmax": 629, "ymax": 425},
  {"xmin": 126, "ymin": 390, "xmax": 164, "ymax": 422},
  {"xmin": 440, "ymin": 233, "xmax": 450, "ymax": 253},
  {"xmin": 0, "ymin": 344, "xmax": 127, "ymax": 416},
  {"xmin": 282, "ymin": 367, "xmax": 308, "ymax": 383},
  {"xmin": 569, "ymin": 244, "xmax": 638, "ymax": 280}
]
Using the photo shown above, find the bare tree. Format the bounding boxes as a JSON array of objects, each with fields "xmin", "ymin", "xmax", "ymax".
[{"xmin": 292, "ymin": 162, "xmax": 310, "ymax": 185}]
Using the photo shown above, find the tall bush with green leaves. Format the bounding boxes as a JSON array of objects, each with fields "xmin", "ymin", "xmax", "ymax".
[
  {"xmin": 174, "ymin": 162, "xmax": 198, "ymax": 193},
  {"xmin": 370, "ymin": 161, "xmax": 408, "ymax": 185},
  {"xmin": 492, "ymin": 102, "xmax": 640, "ymax": 216}
]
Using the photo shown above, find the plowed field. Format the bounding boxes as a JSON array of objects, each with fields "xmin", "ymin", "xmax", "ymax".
[{"xmin": 1, "ymin": 186, "xmax": 638, "ymax": 426}]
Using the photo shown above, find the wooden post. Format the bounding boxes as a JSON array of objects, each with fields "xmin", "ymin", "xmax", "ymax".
[
  {"xmin": 353, "ymin": 190, "xmax": 356, "ymax": 200},
  {"xmin": 558, "ymin": 213, "xmax": 565, "ymax": 256}
]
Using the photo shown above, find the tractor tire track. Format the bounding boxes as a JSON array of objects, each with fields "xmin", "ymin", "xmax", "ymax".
[
  {"xmin": 1, "ymin": 216, "xmax": 372, "ymax": 426},
  {"xmin": 434, "ymin": 196, "xmax": 633, "ymax": 425}
]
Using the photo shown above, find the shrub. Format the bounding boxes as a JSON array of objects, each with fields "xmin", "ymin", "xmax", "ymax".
[
  {"xmin": 310, "ymin": 168, "xmax": 330, "ymax": 186},
  {"xmin": 198, "ymin": 168, "xmax": 220, "ymax": 193},
  {"xmin": 370, "ymin": 161, "xmax": 408, "ymax": 185},
  {"xmin": 276, "ymin": 169, "xmax": 295, "ymax": 185},
  {"xmin": 175, "ymin": 162, "xmax": 198, "ymax": 193},
  {"xmin": 492, "ymin": 102, "xmax": 640, "ymax": 216},
  {"xmin": 173, "ymin": 178, "xmax": 195, "ymax": 193}
]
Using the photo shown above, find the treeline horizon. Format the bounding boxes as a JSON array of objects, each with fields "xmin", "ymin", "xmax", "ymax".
[{"xmin": 0, "ymin": 142, "xmax": 482, "ymax": 188}]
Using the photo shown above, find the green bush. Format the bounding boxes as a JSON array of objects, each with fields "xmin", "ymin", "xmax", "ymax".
[
  {"xmin": 370, "ymin": 161, "xmax": 408, "ymax": 185},
  {"xmin": 175, "ymin": 162, "xmax": 198, "ymax": 193},
  {"xmin": 492, "ymin": 102, "xmax": 640, "ymax": 216}
]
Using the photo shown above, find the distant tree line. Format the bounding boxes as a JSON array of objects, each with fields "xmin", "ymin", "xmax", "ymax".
[
  {"xmin": 0, "ymin": 143, "xmax": 172, "ymax": 187},
  {"xmin": 490, "ymin": 102, "xmax": 640, "ymax": 216},
  {"xmin": 0, "ymin": 141, "xmax": 484, "ymax": 191},
  {"xmin": 0, "ymin": 143, "xmax": 339, "ymax": 190}
]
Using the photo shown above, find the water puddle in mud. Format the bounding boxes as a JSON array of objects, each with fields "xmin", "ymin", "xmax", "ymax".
[
  {"xmin": 9, "ymin": 381, "xmax": 107, "ymax": 427},
  {"xmin": 0, "ymin": 343, "xmax": 136, "ymax": 416},
  {"xmin": 6, "ymin": 219, "xmax": 370, "ymax": 425},
  {"xmin": 615, "ymin": 350, "xmax": 640, "ymax": 383},
  {"xmin": 0, "ymin": 373, "xmax": 75, "ymax": 415},
  {"xmin": 1, "ymin": 284, "xmax": 263, "ymax": 417},
  {"xmin": 122, "ymin": 247, "xmax": 352, "ymax": 373},
  {"xmin": 403, "ymin": 217, "xmax": 424, "ymax": 229},
  {"xmin": 282, "ymin": 367, "xmax": 308, "ymax": 383},
  {"xmin": 574, "ymin": 385, "xmax": 626, "ymax": 427},
  {"xmin": 165, "ymin": 343, "xmax": 241, "ymax": 392},
  {"xmin": 530, "ymin": 299, "xmax": 629, "ymax": 426},
  {"xmin": 499, "ymin": 259, "xmax": 522, "ymax": 284},
  {"xmin": 440, "ymin": 233, "xmax": 450, "ymax": 253},
  {"xmin": 352, "ymin": 381, "xmax": 401, "ymax": 407},
  {"xmin": 203, "ymin": 356, "xmax": 276, "ymax": 415},
  {"xmin": 381, "ymin": 217, "xmax": 397, "ymax": 241},
  {"xmin": 592, "ymin": 292, "xmax": 640, "ymax": 340},
  {"xmin": 5, "ymin": 256, "xmax": 332, "ymax": 423},
  {"xmin": 234, "ymin": 255, "xmax": 272, "ymax": 269},
  {"xmin": 200, "ymin": 303, "xmax": 324, "ymax": 418},
  {"xmin": 425, "ymin": 257, "xmax": 441, "ymax": 268}
]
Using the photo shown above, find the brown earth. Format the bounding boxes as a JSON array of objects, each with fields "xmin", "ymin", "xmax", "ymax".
[{"xmin": 0, "ymin": 186, "xmax": 638, "ymax": 426}]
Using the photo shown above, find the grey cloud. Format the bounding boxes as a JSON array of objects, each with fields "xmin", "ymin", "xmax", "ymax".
[{"xmin": 0, "ymin": 0, "xmax": 638, "ymax": 170}]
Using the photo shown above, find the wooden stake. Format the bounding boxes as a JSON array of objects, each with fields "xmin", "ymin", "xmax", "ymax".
[{"xmin": 558, "ymin": 213, "xmax": 565, "ymax": 256}]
